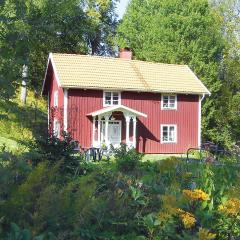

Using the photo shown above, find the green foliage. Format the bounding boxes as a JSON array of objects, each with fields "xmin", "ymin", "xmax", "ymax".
[
  {"xmin": 118, "ymin": 0, "xmax": 240, "ymax": 147},
  {"xmin": 0, "ymin": 91, "xmax": 47, "ymax": 153},
  {"xmin": 5, "ymin": 223, "xmax": 31, "ymax": 240},
  {"xmin": 114, "ymin": 144, "xmax": 144, "ymax": 172},
  {"xmin": 0, "ymin": 154, "xmax": 240, "ymax": 239},
  {"xmin": 0, "ymin": 0, "xmax": 119, "ymax": 98}
]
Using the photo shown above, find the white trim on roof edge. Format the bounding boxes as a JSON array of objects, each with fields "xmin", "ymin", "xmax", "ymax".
[
  {"xmin": 41, "ymin": 53, "xmax": 61, "ymax": 95},
  {"xmin": 60, "ymin": 85, "xmax": 209, "ymax": 95},
  {"xmin": 49, "ymin": 53, "xmax": 61, "ymax": 87},
  {"xmin": 187, "ymin": 66, "xmax": 211, "ymax": 96},
  {"xmin": 87, "ymin": 105, "xmax": 147, "ymax": 118}
]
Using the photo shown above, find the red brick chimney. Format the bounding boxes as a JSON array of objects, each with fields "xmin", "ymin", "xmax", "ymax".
[{"xmin": 119, "ymin": 47, "xmax": 132, "ymax": 60}]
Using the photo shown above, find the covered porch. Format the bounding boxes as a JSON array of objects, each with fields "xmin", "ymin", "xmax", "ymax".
[{"xmin": 88, "ymin": 105, "xmax": 147, "ymax": 148}]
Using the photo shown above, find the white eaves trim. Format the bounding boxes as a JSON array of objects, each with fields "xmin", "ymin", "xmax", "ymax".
[
  {"xmin": 41, "ymin": 52, "xmax": 61, "ymax": 95},
  {"xmin": 187, "ymin": 66, "xmax": 211, "ymax": 96},
  {"xmin": 87, "ymin": 104, "xmax": 147, "ymax": 118}
]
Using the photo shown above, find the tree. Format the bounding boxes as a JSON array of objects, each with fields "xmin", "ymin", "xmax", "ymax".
[
  {"xmin": 0, "ymin": 0, "xmax": 119, "ymax": 98},
  {"xmin": 117, "ymin": 0, "xmax": 238, "ymax": 147}
]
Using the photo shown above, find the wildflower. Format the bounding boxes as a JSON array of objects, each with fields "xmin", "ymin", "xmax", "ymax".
[
  {"xmin": 176, "ymin": 209, "xmax": 196, "ymax": 229},
  {"xmin": 218, "ymin": 198, "xmax": 240, "ymax": 216},
  {"xmin": 183, "ymin": 189, "xmax": 210, "ymax": 201},
  {"xmin": 198, "ymin": 228, "xmax": 216, "ymax": 240}
]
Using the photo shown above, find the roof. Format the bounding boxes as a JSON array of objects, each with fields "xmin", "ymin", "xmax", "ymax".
[
  {"xmin": 87, "ymin": 105, "xmax": 147, "ymax": 118},
  {"xmin": 43, "ymin": 53, "xmax": 210, "ymax": 95}
]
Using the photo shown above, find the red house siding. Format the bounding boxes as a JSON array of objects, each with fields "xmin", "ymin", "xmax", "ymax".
[
  {"xmin": 121, "ymin": 92, "xmax": 199, "ymax": 153},
  {"xmin": 66, "ymin": 89, "xmax": 199, "ymax": 154},
  {"xmin": 67, "ymin": 89, "xmax": 103, "ymax": 148},
  {"xmin": 47, "ymin": 62, "xmax": 64, "ymax": 132}
]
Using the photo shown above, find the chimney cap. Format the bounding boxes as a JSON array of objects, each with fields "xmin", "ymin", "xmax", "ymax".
[{"xmin": 120, "ymin": 47, "xmax": 131, "ymax": 52}]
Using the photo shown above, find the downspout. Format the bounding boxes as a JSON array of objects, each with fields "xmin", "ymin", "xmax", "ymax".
[{"xmin": 198, "ymin": 94, "xmax": 205, "ymax": 147}]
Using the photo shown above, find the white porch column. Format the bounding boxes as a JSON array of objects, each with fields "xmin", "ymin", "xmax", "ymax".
[
  {"xmin": 104, "ymin": 114, "xmax": 110, "ymax": 145},
  {"xmin": 92, "ymin": 116, "xmax": 96, "ymax": 146},
  {"xmin": 132, "ymin": 116, "xmax": 137, "ymax": 148},
  {"xmin": 98, "ymin": 115, "xmax": 101, "ymax": 146},
  {"xmin": 125, "ymin": 115, "xmax": 130, "ymax": 146}
]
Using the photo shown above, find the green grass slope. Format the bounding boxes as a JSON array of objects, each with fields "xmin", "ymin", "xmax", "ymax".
[{"xmin": 0, "ymin": 90, "xmax": 47, "ymax": 153}]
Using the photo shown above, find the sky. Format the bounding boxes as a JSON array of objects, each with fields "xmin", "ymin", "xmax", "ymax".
[{"xmin": 116, "ymin": 0, "xmax": 130, "ymax": 19}]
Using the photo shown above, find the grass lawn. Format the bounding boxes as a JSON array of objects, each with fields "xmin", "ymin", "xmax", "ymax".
[{"xmin": 142, "ymin": 153, "xmax": 187, "ymax": 161}]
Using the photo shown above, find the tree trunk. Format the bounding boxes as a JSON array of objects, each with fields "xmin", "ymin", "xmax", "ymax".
[{"xmin": 20, "ymin": 65, "xmax": 28, "ymax": 104}]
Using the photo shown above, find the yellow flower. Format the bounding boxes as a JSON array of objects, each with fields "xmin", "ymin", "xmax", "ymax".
[
  {"xmin": 218, "ymin": 198, "xmax": 240, "ymax": 216},
  {"xmin": 176, "ymin": 209, "xmax": 196, "ymax": 229},
  {"xmin": 183, "ymin": 189, "xmax": 210, "ymax": 201},
  {"xmin": 198, "ymin": 228, "xmax": 216, "ymax": 240}
]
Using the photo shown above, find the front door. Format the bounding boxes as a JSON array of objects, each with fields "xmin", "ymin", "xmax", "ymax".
[
  {"xmin": 108, "ymin": 121, "xmax": 121, "ymax": 147},
  {"xmin": 101, "ymin": 120, "xmax": 121, "ymax": 147}
]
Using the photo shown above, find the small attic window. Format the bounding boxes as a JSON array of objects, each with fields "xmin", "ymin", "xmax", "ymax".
[{"xmin": 103, "ymin": 91, "xmax": 121, "ymax": 107}]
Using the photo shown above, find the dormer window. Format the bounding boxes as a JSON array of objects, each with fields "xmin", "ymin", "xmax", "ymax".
[
  {"xmin": 161, "ymin": 94, "xmax": 177, "ymax": 110},
  {"xmin": 103, "ymin": 91, "xmax": 121, "ymax": 106}
]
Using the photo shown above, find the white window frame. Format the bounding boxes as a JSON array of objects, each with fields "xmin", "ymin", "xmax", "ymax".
[
  {"xmin": 53, "ymin": 119, "xmax": 61, "ymax": 138},
  {"xmin": 53, "ymin": 90, "xmax": 58, "ymax": 107},
  {"xmin": 161, "ymin": 94, "xmax": 177, "ymax": 110},
  {"xmin": 161, "ymin": 124, "xmax": 177, "ymax": 143},
  {"xmin": 103, "ymin": 91, "xmax": 121, "ymax": 107}
]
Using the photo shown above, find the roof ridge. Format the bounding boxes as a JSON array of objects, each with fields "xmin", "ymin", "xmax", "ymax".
[{"xmin": 51, "ymin": 53, "xmax": 188, "ymax": 68}]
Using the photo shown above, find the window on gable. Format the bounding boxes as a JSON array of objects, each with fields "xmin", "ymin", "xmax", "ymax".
[
  {"xmin": 54, "ymin": 90, "xmax": 58, "ymax": 107},
  {"xmin": 161, "ymin": 94, "xmax": 177, "ymax": 109},
  {"xmin": 53, "ymin": 119, "xmax": 61, "ymax": 138},
  {"xmin": 161, "ymin": 125, "xmax": 177, "ymax": 143},
  {"xmin": 104, "ymin": 92, "xmax": 121, "ymax": 106}
]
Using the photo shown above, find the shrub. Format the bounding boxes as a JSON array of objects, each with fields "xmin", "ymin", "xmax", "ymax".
[
  {"xmin": 26, "ymin": 132, "xmax": 83, "ymax": 177},
  {"xmin": 114, "ymin": 144, "xmax": 143, "ymax": 172}
]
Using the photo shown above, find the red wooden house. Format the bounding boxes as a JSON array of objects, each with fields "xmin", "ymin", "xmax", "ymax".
[{"xmin": 42, "ymin": 49, "xmax": 210, "ymax": 154}]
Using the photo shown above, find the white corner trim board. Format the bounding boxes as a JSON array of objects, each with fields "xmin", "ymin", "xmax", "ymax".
[
  {"xmin": 198, "ymin": 94, "xmax": 205, "ymax": 147},
  {"xmin": 64, "ymin": 89, "xmax": 68, "ymax": 132}
]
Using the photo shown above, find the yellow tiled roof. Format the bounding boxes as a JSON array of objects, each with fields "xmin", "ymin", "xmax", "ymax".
[{"xmin": 50, "ymin": 53, "xmax": 210, "ymax": 95}]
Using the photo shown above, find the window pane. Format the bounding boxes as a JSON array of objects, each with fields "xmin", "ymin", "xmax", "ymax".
[
  {"xmin": 105, "ymin": 92, "xmax": 111, "ymax": 105},
  {"xmin": 169, "ymin": 126, "xmax": 175, "ymax": 141},
  {"xmin": 112, "ymin": 92, "xmax": 119, "ymax": 97},
  {"xmin": 162, "ymin": 126, "xmax": 168, "ymax": 141},
  {"xmin": 163, "ymin": 96, "xmax": 169, "ymax": 107},
  {"xmin": 169, "ymin": 103, "xmax": 175, "ymax": 108},
  {"xmin": 113, "ymin": 93, "xmax": 119, "ymax": 105},
  {"xmin": 105, "ymin": 92, "xmax": 111, "ymax": 97},
  {"xmin": 170, "ymin": 96, "xmax": 175, "ymax": 101},
  {"xmin": 105, "ymin": 99, "xmax": 111, "ymax": 105}
]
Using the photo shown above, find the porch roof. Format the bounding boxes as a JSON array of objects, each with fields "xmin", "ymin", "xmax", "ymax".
[{"xmin": 87, "ymin": 105, "xmax": 147, "ymax": 118}]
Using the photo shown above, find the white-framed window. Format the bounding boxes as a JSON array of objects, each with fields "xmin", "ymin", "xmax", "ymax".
[
  {"xmin": 53, "ymin": 119, "xmax": 61, "ymax": 138},
  {"xmin": 161, "ymin": 125, "xmax": 177, "ymax": 143},
  {"xmin": 103, "ymin": 91, "xmax": 121, "ymax": 106},
  {"xmin": 54, "ymin": 90, "xmax": 58, "ymax": 107},
  {"xmin": 161, "ymin": 94, "xmax": 177, "ymax": 110}
]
